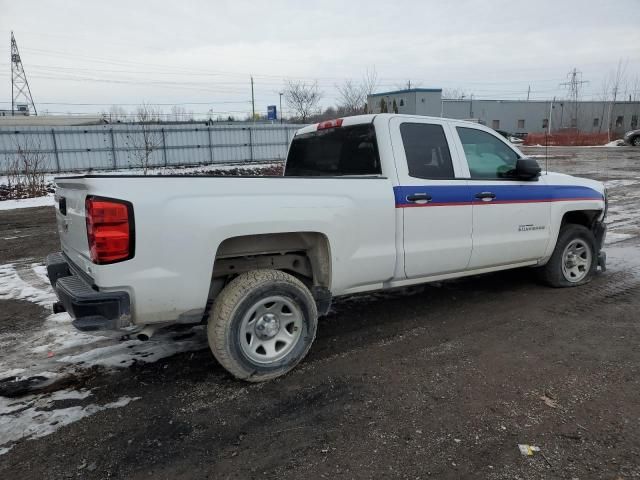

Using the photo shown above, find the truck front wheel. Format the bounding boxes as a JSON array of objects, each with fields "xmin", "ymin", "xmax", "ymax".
[
  {"xmin": 540, "ymin": 224, "xmax": 597, "ymax": 287},
  {"xmin": 207, "ymin": 269, "xmax": 318, "ymax": 382}
]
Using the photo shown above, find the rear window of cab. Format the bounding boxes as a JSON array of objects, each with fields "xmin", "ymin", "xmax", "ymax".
[{"xmin": 285, "ymin": 124, "xmax": 381, "ymax": 176}]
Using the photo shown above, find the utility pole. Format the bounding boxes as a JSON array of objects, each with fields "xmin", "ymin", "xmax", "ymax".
[
  {"xmin": 548, "ymin": 97, "xmax": 555, "ymax": 135},
  {"xmin": 10, "ymin": 31, "xmax": 38, "ymax": 116},
  {"xmin": 250, "ymin": 75, "xmax": 255, "ymax": 122},
  {"xmin": 560, "ymin": 68, "xmax": 588, "ymax": 129},
  {"xmin": 527, "ymin": 85, "xmax": 530, "ymax": 101},
  {"xmin": 279, "ymin": 92, "xmax": 283, "ymax": 124}
]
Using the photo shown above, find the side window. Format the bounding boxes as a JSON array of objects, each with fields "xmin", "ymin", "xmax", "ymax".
[
  {"xmin": 400, "ymin": 123, "xmax": 455, "ymax": 180},
  {"xmin": 456, "ymin": 127, "xmax": 520, "ymax": 180}
]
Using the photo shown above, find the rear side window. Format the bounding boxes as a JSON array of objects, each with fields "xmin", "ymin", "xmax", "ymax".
[
  {"xmin": 456, "ymin": 127, "xmax": 519, "ymax": 179},
  {"xmin": 400, "ymin": 123, "xmax": 454, "ymax": 179},
  {"xmin": 285, "ymin": 124, "xmax": 381, "ymax": 176}
]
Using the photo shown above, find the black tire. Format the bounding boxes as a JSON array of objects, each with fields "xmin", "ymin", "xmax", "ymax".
[
  {"xmin": 540, "ymin": 224, "xmax": 597, "ymax": 288},
  {"xmin": 208, "ymin": 269, "xmax": 318, "ymax": 382},
  {"xmin": 633, "ymin": 136, "xmax": 640, "ymax": 147}
]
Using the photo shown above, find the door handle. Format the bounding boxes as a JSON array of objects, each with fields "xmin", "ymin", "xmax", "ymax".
[
  {"xmin": 475, "ymin": 192, "xmax": 496, "ymax": 201},
  {"xmin": 406, "ymin": 193, "xmax": 433, "ymax": 203}
]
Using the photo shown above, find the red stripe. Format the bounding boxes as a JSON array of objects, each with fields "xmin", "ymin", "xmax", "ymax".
[{"xmin": 395, "ymin": 197, "xmax": 602, "ymax": 208}]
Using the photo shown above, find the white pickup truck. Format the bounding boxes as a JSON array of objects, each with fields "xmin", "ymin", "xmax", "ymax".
[{"xmin": 47, "ymin": 114, "xmax": 607, "ymax": 381}]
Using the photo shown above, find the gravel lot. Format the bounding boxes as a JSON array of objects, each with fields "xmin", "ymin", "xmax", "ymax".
[{"xmin": 1, "ymin": 146, "xmax": 639, "ymax": 479}]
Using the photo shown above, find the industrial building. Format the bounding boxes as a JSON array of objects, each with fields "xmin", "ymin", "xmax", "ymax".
[{"xmin": 367, "ymin": 88, "xmax": 640, "ymax": 135}]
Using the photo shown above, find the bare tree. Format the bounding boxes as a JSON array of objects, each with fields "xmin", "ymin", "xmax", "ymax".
[
  {"xmin": 125, "ymin": 103, "xmax": 164, "ymax": 174},
  {"xmin": 336, "ymin": 67, "xmax": 379, "ymax": 115},
  {"xmin": 442, "ymin": 88, "xmax": 468, "ymax": 99},
  {"xmin": 631, "ymin": 75, "xmax": 640, "ymax": 102},
  {"xmin": 284, "ymin": 80, "xmax": 323, "ymax": 123},
  {"xmin": 606, "ymin": 59, "xmax": 628, "ymax": 140},
  {"xmin": 101, "ymin": 105, "xmax": 129, "ymax": 123},
  {"xmin": 3, "ymin": 135, "xmax": 49, "ymax": 199},
  {"xmin": 597, "ymin": 77, "xmax": 611, "ymax": 133},
  {"xmin": 336, "ymin": 80, "xmax": 365, "ymax": 115},
  {"xmin": 170, "ymin": 105, "xmax": 194, "ymax": 122}
]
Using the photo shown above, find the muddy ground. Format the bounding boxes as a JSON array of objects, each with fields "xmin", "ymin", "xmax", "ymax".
[{"xmin": 1, "ymin": 146, "xmax": 640, "ymax": 479}]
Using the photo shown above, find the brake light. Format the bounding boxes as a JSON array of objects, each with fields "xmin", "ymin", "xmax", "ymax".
[
  {"xmin": 317, "ymin": 118, "xmax": 343, "ymax": 130},
  {"xmin": 85, "ymin": 196, "xmax": 134, "ymax": 264}
]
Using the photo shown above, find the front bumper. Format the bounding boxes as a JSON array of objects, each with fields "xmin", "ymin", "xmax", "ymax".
[{"xmin": 46, "ymin": 252, "xmax": 131, "ymax": 332}]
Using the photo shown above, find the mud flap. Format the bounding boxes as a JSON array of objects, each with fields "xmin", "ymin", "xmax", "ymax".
[{"xmin": 597, "ymin": 251, "xmax": 607, "ymax": 273}]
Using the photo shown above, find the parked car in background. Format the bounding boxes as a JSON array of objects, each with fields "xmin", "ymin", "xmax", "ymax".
[
  {"xmin": 495, "ymin": 129, "xmax": 525, "ymax": 145},
  {"xmin": 623, "ymin": 129, "xmax": 640, "ymax": 146}
]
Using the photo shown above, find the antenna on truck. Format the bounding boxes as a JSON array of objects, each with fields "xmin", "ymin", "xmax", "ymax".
[
  {"xmin": 545, "ymin": 132, "xmax": 549, "ymax": 175},
  {"xmin": 545, "ymin": 97, "xmax": 555, "ymax": 175}
]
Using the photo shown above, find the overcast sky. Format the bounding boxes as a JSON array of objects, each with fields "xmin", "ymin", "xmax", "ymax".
[{"xmin": 1, "ymin": 0, "xmax": 639, "ymax": 118}]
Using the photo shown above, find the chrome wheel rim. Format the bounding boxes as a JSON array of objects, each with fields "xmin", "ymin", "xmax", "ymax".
[
  {"xmin": 561, "ymin": 239, "xmax": 592, "ymax": 283},
  {"xmin": 239, "ymin": 295, "xmax": 303, "ymax": 364}
]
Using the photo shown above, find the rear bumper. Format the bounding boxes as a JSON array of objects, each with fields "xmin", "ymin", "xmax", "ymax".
[{"xmin": 46, "ymin": 252, "xmax": 132, "ymax": 332}]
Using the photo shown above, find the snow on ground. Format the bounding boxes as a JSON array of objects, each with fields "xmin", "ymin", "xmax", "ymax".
[
  {"xmin": 0, "ymin": 259, "xmax": 207, "ymax": 454},
  {"xmin": 0, "ymin": 262, "xmax": 57, "ymax": 306},
  {"xmin": 526, "ymin": 143, "xmax": 625, "ymax": 148},
  {"xmin": 0, "ymin": 194, "xmax": 55, "ymax": 211},
  {"xmin": 525, "ymin": 154, "xmax": 575, "ymax": 159},
  {"xmin": 0, "ymin": 261, "xmax": 208, "ymax": 382},
  {"xmin": 0, "ymin": 391, "xmax": 139, "ymax": 455},
  {"xmin": 599, "ymin": 140, "xmax": 626, "ymax": 147}
]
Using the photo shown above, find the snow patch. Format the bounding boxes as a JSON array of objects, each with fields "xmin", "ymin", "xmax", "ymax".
[
  {"xmin": 0, "ymin": 195, "xmax": 55, "ymax": 211},
  {"xmin": 57, "ymin": 327, "xmax": 208, "ymax": 368},
  {"xmin": 0, "ymin": 263, "xmax": 56, "ymax": 306},
  {"xmin": 0, "ymin": 261, "xmax": 207, "ymax": 391},
  {"xmin": 0, "ymin": 392, "xmax": 139, "ymax": 455},
  {"xmin": 601, "ymin": 140, "xmax": 625, "ymax": 147}
]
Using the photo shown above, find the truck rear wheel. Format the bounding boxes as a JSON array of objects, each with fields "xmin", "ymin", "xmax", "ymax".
[
  {"xmin": 207, "ymin": 269, "xmax": 318, "ymax": 382},
  {"xmin": 540, "ymin": 224, "xmax": 597, "ymax": 287}
]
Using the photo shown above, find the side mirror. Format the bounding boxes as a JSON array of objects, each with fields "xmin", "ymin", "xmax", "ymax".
[{"xmin": 515, "ymin": 158, "xmax": 541, "ymax": 180}]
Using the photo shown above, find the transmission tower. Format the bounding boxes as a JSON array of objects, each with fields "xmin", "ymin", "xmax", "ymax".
[
  {"xmin": 559, "ymin": 68, "xmax": 587, "ymax": 129},
  {"xmin": 10, "ymin": 31, "xmax": 37, "ymax": 116}
]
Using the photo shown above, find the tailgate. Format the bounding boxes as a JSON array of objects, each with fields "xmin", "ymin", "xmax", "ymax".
[{"xmin": 54, "ymin": 178, "xmax": 91, "ymax": 269}]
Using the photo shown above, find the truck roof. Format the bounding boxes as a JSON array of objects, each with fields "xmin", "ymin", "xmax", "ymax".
[{"xmin": 294, "ymin": 113, "xmax": 483, "ymax": 136}]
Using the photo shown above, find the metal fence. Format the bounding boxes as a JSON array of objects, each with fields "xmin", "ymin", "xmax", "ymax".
[{"xmin": 0, "ymin": 123, "xmax": 302, "ymax": 173}]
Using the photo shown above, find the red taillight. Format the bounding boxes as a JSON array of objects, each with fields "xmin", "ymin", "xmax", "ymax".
[
  {"xmin": 317, "ymin": 118, "xmax": 343, "ymax": 130},
  {"xmin": 85, "ymin": 197, "xmax": 134, "ymax": 264}
]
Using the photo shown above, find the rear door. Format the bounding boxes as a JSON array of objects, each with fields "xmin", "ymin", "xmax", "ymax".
[
  {"xmin": 390, "ymin": 117, "xmax": 472, "ymax": 278},
  {"xmin": 451, "ymin": 124, "xmax": 551, "ymax": 269}
]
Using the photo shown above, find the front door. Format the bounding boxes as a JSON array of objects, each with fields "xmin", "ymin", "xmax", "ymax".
[
  {"xmin": 452, "ymin": 125, "xmax": 551, "ymax": 269},
  {"xmin": 390, "ymin": 117, "xmax": 472, "ymax": 278}
]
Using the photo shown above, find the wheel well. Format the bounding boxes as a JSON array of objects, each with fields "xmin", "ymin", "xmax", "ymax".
[
  {"xmin": 211, "ymin": 232, "xmax": 331, "ymax": 290},
  {"xmin": 561, "ymin": 210, "xmax": 601, "ymax": 230}
]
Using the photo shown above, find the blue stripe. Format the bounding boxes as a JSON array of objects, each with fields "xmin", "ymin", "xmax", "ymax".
[{"xmin": 393, "ymin": 184, "xmax": 603, "ymax": 207}]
